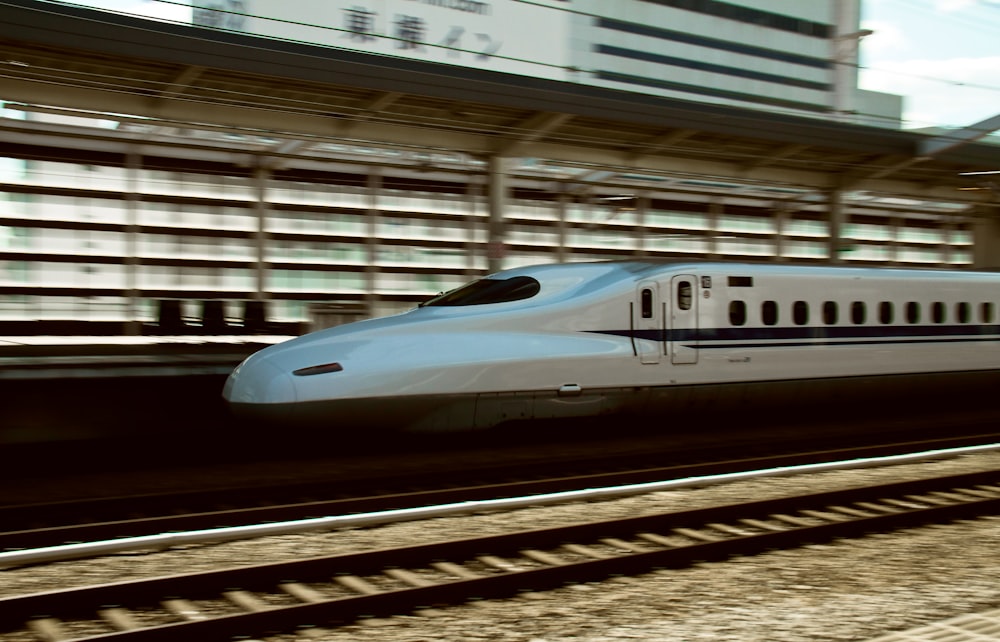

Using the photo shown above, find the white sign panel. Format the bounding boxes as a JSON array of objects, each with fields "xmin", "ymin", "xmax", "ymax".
[{"xmin": 193, "ymin": 0, "xmax": 571, "ymax": 81}]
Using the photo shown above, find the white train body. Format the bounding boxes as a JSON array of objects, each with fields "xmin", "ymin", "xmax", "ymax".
[{"xmin": 223, "ymin": 261, "xmax": 1000, "ymax": 431}]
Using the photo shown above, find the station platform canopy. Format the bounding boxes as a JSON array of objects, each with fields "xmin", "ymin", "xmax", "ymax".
[{"xmin": 0, "ymin": 0, "xmax": 997, "ymax": 205}]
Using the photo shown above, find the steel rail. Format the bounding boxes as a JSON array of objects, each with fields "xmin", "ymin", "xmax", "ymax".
[
  {"xmin": 0, "ymin": 470, "xmax": 997, "ymax": 641},
  {"xmin": 3, "ymin": 437, "xmax": 997, "ymax": 557},
  {"xmin": 2, "ymin": 442, "xmax": 998, "ymax": 568}
]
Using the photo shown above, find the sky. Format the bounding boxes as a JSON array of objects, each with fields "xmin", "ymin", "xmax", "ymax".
[
  {"xmin": 859, "ymin": 0, "xmax": 1000, "ymax": 131},
  {"xmin": 54, "ymin": 0, "xmax": 1000, "ymax": 132}
]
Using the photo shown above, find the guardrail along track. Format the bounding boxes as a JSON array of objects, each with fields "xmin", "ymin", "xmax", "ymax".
[{"xmin": 1, "ymin": 471, "xmax": 997, "ymax": 641}]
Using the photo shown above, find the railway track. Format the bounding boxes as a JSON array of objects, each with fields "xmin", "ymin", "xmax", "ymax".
[
  {"xmin": 2, "ymin": 434, "xmax": 996, "ymax": 554},
  {"xmin": 0, "ymin": 470, "xmax": 997, "ymax": 641}
]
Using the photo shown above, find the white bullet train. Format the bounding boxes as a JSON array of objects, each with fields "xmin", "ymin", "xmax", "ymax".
[{"xmin": 223, "ymin": 261, "xmax": 1000, "ymax": 431}]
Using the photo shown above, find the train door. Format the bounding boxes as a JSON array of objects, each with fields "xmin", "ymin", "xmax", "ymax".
[
  {"xmin": 670, "ymin": 275, "xmax": 698, "ymax": 364},
  {"xmin": 633, "ymin": 280, "xmax": 661, "ymax": 364}
]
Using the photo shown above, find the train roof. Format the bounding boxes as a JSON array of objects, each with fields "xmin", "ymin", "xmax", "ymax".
[{"xmin": 493, "ymin": 260, "xmax": 1000, "ymax": 283}]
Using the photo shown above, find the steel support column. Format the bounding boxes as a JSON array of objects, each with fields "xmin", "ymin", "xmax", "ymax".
[
  {"xmin": 487, "ymin": 156, "xmax": 511, "ymax": 274},
  {"xmin": 827, "ymin": 187, "xmax": 846, "ymax": 264},
  {"xmin": 123, "ymin": 147, "xmax": 141, "ymax": 335},
  {"xmin": 252, "ymin": 162, "xmax": 270, "ymax": 301},
  {"xmin": 556, "ymin": 189, "xmax": 569, "ymax": 263},
  {"xmin": 365, "ymin": 168, "xmax": 381, "ymax": 315},
  {"xmin": 972, "ymin": 209, "xmax": 1000, "ymax": 268},
  {"xmin": 635, "ymin": 194, "xmax": 649, "ymax": 258},
  {"xmin": 772, "ymin": 201, "xmax": 788, "ymax": 262}
]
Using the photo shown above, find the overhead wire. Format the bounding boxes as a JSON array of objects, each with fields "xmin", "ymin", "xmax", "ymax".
[
  {"xmin": 23, "ymin": 0, "xmax": 1000, "ymax": 136},
  {"xmin": 0, "ymin": 0, "xmax": 996, "ymax": 167}
]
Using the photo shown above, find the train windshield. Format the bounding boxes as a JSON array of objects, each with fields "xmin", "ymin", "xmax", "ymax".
[{"xmin": 420, "ymin": 276, "xmax": 541, "ymax": 307}]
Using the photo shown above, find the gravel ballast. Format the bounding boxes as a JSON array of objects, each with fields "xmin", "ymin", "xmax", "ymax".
[{"xmin": 1, "ymin": 449, "xmax": 998, "ymax": 641}]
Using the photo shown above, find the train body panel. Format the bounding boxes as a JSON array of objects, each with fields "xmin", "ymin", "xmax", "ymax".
[{"xmin": 224, "ymin": 261, "xmax": 1000, "ymax": 431}]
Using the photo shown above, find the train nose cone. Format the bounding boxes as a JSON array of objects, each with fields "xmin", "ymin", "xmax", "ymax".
[{"xmin": 224, "ymin": 356, "xmax": 296, "ymax": 405}]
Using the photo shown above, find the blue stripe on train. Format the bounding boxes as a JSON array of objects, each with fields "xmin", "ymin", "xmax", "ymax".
[{"xmin": 591, "ymin": 325, "xmax": 1000, "ymax": 344}]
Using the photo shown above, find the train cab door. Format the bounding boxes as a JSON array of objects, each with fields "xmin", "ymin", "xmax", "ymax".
[
  {"xmin": 670, "ymin": 275, "xmax": 698, "ymax": 364},
  {"xmin": 633, "ymin": 280, "xmax": 662, "ymax": 364}
]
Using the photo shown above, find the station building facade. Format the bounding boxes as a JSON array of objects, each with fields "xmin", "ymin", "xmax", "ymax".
[{"xmin": 0, "ymin": 0, "xmax": 980, "ymax": 334}]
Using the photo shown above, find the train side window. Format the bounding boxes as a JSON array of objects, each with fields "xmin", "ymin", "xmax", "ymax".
[
  {"xmin": 906, "ymin": 302, "xmax": 920, "ymax": 324},
  {"xmin": 851, "ymin": 301, "xmax": 866, "ymax": 325},
  {"xmin": 677, "ymin": 281, "xmax": 692, "ymax": 311},
  {"xmin": 761, "ymin": 300, "xmax": 778, "ymax": 326},
  {"xmin": 641, "ymin": 288, "xmax": 653, "ymax": 319},
  {"xmin": 956, "ymin": 302, "xmax": 970, "ymax": 324},
  {"xmin": 932, "ymin": 302, "xmax": 945, "ymax": 324},
  {"xmin": 982, "ymin": 302, "xmax": 995, "ymax": 324},
  {"xmin": 879, "ymin": 301, "xmax": 894, "ymax": 324},
  {"xmin": 792, "ymin": 301, "xmax": 808, "ymax": 325},
  {"xmin": 823, "ymin": 301, "xmax": 838, "ymax": 324},
  {"xmin": 729, "ymin": 300, "xmax": 747, "ymax": 326}
]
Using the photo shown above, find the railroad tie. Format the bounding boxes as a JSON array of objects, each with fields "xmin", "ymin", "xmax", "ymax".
[
  {"xmin": 904, "ymin": 494, "xmax": 952, "ymax": 507},
  {"xmin": 955, "ymin": 487, "xmax": 1000, "ymax": 499},
  {"xmin": 929, "ymin": 491, "xmax": 974, "ymax": 503},
  {"xmin": 706, "ymin": 522, "xmax": 753, "ymax": 537},
  {"xmin": 738, "ymin": 518, "xmax": 787, "ymax": 532},
  {"xmin": 521, "ymin": 549, "xmax": 567, "ymax": 566},
  {"xmin": 823, "ymin": 505, "xmax": 874, "ymax": 518},
  {"xmin": 879, "ymin": 497, "xmax": 926, "ymax": 510},
  {"xmin": 278, "ymin": 583, "xmax": 338, "ymax": 638},
  {"xmin": 280, "ymin": 582, "xmax": 327, "ymax": 603},
  {"xmin": 478, "ymin": 555, "xmax": 520, "ymax": 572},
  {"xmin": 672, "ymin": 527, "xmax": 721, "ymax": 543},
  {"xmin": 431, "ymin": 561, "xmax": 479, "ymax": 580},
  {"xmin": 334, "ymin": 575, "xmax": 381, "ymax": 595},
  {"xmin": 162, "ymin": 598, "xmax": 210, "ymax": 621},
  {"xmin": 27, "ymin": 618, "xmax": 67, "ymax": 642},
  {"xmin": 768, "ymin": 514, "xmax": 815, "ymax": 528},
  {"xmin": 562, "ymin": 543, "xmax": 610, "ymax": 559},
  {"xmin": 636, "ymin": 532, "xmax": 675, "ymax": 547},
  {"xmin": 798, "ymin": 509, "xmax": 850, "ymax": 522},
  {"xmin": 600, "ymin": 537, "xmax": 648, "ymax": 553},
  {"xmin": 99, "ymin": 607, "xmax": 141, "ymax": 631},
  {"xmin": 852, "ymin": 501, "xmax": 902, "ymax": 514},
  {"xmin": 384, "ymin": 568, "xmax": 435, "ymax": 587},
  {"xmin": 224, "ymin": 590, "xmax": 271, "ymax": 612}
]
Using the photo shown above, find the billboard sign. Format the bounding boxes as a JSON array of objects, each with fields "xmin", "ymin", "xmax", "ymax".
[{"xmin": 193, "ymin": 0, "xmax": 571, "ymax": 81}]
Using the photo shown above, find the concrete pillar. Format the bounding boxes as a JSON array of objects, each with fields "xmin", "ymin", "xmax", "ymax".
[
  {"xmin": 888, "ymin": 215, "xmax": 901, "ymax": 265},
  {"xmin": 827, "ymin": 187, "xmax": 846, "ymax": 264},
  {"xmin": 364, "ymin": 167, "xmax": 381, "ymax": 314},
  {"xmin": 555, "ymin": 189, "xmax": 569, "ymax": 263},
  {"xmin": 940, "ymin": 220, "xmax": 953, "ymax": 267},
  {"xmin": 252, "ymin": 162, "xmax": 270, "ymax": 301},
  {"xmin": 707, "ymin": 198, "xmax": 722, "ymax": 259},
  {"xmin": 635, "ymin": 194, "xmax": 648, "ymax": 258},
  {"xmin": 465, "ymin": 180, "xmax": 485, "ymax": 277},
  {"xmin": 972, "ymin": 209, "xmax": 1000, "ymax": 268},
  {"xmin": 772, "ymin": 201, "xmax": 788, "ymax": 262},
  {"xmin": 487, "ymin": 155, "xmax": 511, "ymax": 273},
  {"xmin": 123, "ymin": 147, "xmax": 141, "ymax": 335}
]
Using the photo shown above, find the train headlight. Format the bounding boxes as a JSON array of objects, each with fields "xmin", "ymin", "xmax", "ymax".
[{"xmin": 293, "ymin": 362, "xmax": 344, "ymax": 376}]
